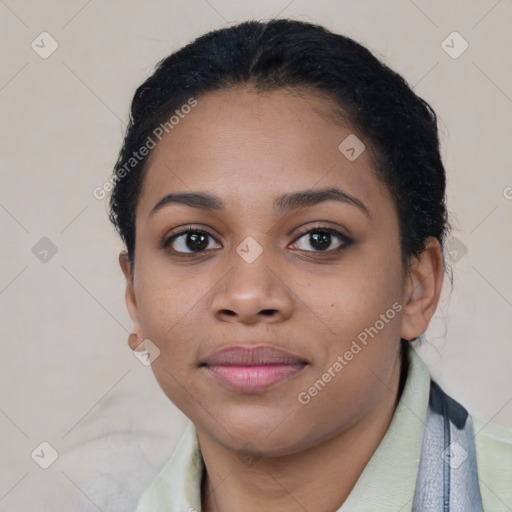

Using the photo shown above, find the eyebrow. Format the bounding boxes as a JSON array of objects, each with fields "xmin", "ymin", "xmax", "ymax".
[{"xmin": 149, "ymin": 186, "xmax": 370, "ymax": 217}]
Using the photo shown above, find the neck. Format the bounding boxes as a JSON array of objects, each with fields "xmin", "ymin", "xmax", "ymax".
[{"xmin": 199, "ymin": 347, "xmax": 407, "ymax": 512}]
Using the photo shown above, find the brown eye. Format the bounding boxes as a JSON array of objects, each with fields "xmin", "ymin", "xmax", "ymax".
[
  {"xmin": 291, "ymin": 227, "xmax": 352, "ymax": 254},
  {"xmin": 163, "ymin": 229, "xmax": 221, "ymax": 255}
]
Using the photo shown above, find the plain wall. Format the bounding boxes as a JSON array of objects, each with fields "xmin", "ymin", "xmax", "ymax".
[{"xmin": 1, "ymin": 1, "xmax": 511, "ymax": 510}]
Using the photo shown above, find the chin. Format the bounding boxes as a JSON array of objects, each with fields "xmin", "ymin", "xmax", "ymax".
[{"xmin": 201, "ymin": 412, "xmax": 315, "ymax": 456}]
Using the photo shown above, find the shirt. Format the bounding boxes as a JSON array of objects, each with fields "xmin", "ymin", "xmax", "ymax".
[{"xmin": 135, "ymin": 345, "xmax": 512, "ymax": 511}]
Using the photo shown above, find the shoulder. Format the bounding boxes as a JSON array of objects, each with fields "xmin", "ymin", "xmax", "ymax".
[{"xmin": 472, "ymin": 415, "xmax": 512, "ymax": 511}]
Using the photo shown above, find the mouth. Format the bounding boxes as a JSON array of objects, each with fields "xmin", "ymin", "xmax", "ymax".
[{"xmin": 200, "ymin": 345, "xmax": 308, "ymax": 393}]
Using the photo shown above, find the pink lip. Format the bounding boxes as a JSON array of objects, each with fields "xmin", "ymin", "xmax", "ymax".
[{"xmin": 200, "ymin": 345, "xmax": 307, "ymax": 393}]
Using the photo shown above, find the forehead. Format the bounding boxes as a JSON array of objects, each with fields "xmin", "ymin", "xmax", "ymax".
[{"xmin": 137, "ymin": 87, "xmax": 392, "ymax": 219}]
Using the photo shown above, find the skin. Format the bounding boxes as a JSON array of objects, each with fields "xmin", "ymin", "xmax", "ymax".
[{"xmin": 120, "ymin": 86, "xmax": 444, "ymax": 512}]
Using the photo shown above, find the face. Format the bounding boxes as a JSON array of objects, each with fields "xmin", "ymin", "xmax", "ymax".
[{"xmin": 122, "ymin": 86, "xmax": 419, "ymax": 457}]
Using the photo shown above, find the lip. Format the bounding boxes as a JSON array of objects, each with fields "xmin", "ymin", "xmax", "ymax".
[{"xmin": 200, "ymin": 345, "xmax": 308, "ymax": 393}]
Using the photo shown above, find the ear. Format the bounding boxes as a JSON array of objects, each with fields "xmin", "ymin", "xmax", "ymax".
[
  {"xmin": 119, "ymin": 251, "xmax": 144, "ymax": 350},
  {"xmin": 400, "ymin": 237, "xmax": 444, "ymax": 341}
]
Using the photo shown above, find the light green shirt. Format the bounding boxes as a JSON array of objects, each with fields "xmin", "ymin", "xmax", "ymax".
[{"xmin": 136, "ymin": 345, "xmax": 512, "ymax": 511}]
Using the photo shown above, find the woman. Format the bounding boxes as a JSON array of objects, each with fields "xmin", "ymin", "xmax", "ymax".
[{"xmin": 108, "ymin": 19, "xmax": 511, "ymax": 511}]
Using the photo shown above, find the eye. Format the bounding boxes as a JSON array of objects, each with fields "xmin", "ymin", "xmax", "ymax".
[
  {"xmin": 290, "ymin": 226, "xmax": 352, "ymax": 254},
  {"xmin": 161, "ymin": 224, "xmax": 353, "ymax": 257},
  {"xmin": 162, "ymin": 227, "xmax": 221, "ymax": 255}
]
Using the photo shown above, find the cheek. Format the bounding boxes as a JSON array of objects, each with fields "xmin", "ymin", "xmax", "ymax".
[
  {"xmin": 137, "ymin": 288, "xmax": 203, "ymax": 409},
  {"xmin": 134, "ymin": 247, "xmax": 209, "ymax": 338},
  {"xmin": 134, "ymin": 277, "xmax": 201, "ymax": 380},
  {"xmin": 309, "ymin": 249, "xmax": 404, "ymax": 340}
]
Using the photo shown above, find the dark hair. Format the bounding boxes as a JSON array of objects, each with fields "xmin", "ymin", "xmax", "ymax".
[{"xmin": 109, "ymin": 18, "xmax": 449, "ymax": 274}]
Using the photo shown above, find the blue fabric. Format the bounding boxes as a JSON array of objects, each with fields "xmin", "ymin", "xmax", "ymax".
[{"xmin": 413, "ymin": 380, "xmax": 484, "ymax": 511}]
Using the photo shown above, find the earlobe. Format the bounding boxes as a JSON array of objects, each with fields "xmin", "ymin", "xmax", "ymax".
[
  {"xmin": 400, "ymin": 237, "xmax": 444, "ymax": 341},
  {"xmin": 128, "ymin": 332, "xmax": 145, "ymax": 351},
  {"xmin": 119, "ymin": 251, "xmax": 144, "ymax": 345}
]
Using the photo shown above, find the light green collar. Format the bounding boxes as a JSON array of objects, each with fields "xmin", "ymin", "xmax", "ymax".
[{"xmin": 338, "ymin": 344, "xmax": 431, "ymax": 511}]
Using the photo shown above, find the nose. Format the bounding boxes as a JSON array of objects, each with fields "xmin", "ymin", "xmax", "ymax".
[{"xmin": 211, "ymin": 249, "xmax": 293, "ymax": 325}]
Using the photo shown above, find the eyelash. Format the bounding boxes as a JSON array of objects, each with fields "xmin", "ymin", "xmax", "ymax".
[{"xmin": 161, "ymin": 224, "xmax": 353, "ymax": 258}]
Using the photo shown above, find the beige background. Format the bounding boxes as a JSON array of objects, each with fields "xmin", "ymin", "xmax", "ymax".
[{"xmin": 1, "ymin": 1, "xmax": 511, "ymax": 510}]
